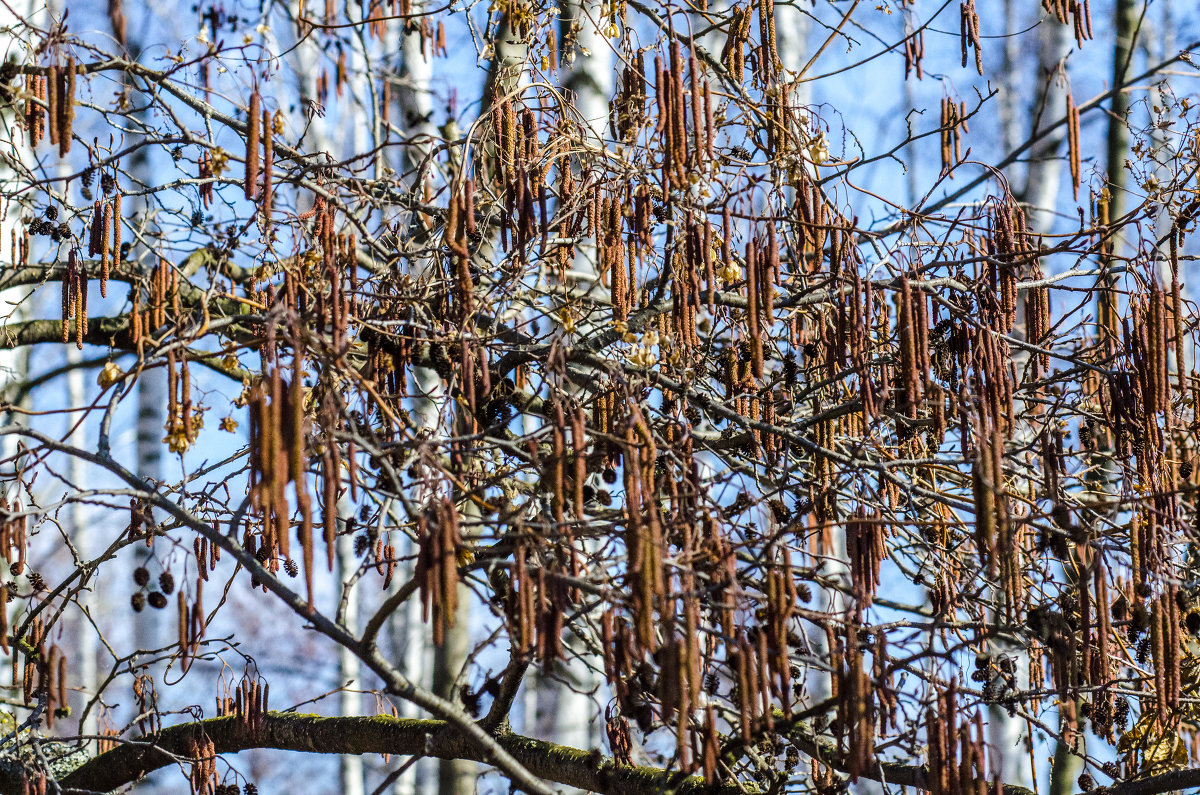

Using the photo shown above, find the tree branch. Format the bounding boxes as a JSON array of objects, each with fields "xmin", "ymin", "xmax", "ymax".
[
  {"xmin": 55, "ymin": 712, "xmax": 726, "ymax": 795},
  {"xmin": 57, "ymin": 708, "xmax": 1193, "ymax": 795}
]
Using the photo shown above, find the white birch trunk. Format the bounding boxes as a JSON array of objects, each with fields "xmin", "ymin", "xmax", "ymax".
[
  {"xmin": 776, "ymin": 5, "xmax": 848, "ymax": 717},
  {"xmin": 1022, "ymin": 16, "xmax": 1071, "ymax": 235},
  {"xmin": 283, "ymin": 10, "xmax": 369, "ymax": 792},
  {"xmin": 338, "ymin": 528, "xmax": 365, "ymax": 795},
  {"xmin": 0, "ymin": 0, "xmax": 37, "ymax": 723},
  {"xmin": 67, "ymin": 349, "xmax": 98, "ymax": 744},
  {"xmin": 546, "ymin": 0, "xmax": 615, "ymax": 760},
  {"xmin": 392, "ymin": 14, "xmax": 468, "ymax": 795},
  {"xmin": 994, "ymin": 15, "xmax": 1071, "ymax": 791}
]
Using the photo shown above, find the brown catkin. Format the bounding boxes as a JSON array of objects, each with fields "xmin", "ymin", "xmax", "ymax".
[
  {"xmin": 572, "ymin": 406, "xmax": 586, "ymax": 516},
  {"xmin": 181, "ymin": 352, "xmax": 193, "ymax": 443},
  {"xmin": 89, "ymin": 200, "xmax": 102, "ymax": 257},
  {"xmin": 261, "ymin": 109, "xmax": 274, "ymax": 223},
  {"xmin": 689, "ymin": 53, "xmax": 703, "ymax": 167},
  {"xmin": 25, "ymin": 75, "xmax": 42, "ymax": 146},
  {"xmin": 101, "ymin": 201, "xmax": 113, "ymax": 292},
  {"xmin": 746, "ymin": 238, "xmax": 762, "ymax": 377},
  {"xmin": 131, "ymin": 286, "xmax": 142, "ymax": 343},
  {"xmin": 246, "ymin": 92, "xmax": 261, "ymax": 199},
  {"xmin": 76, "ymin": 262, "xmax": 87, "ymax": 349},
  {"xmin": 940, "ymin": 98, "xmax": 951, "ymax": 174},
  {"xmin": 702, "ymin": 80, "xmax": 715, "ymax": 161},
  {"xmin": 1173, "ymin": 271, "xmax": 1185, "ymax": 399},
  {"xmin": 955, "ymin": 102, "xmax": 965, "ymax": 162},
  {"xmin": 111, "ymin": 192, "xmax": 121, "ymax": 280},
  {"xmin": 177, "ymin": 589, "xmax": 188, "ymax": 656},
  {"xmin": 1153, "ymin": 597, "xmax": 1167, "ymax": 721},
  {"xmin": 46, "ymin": 64, "xmax": 59, "ymax": 147},
  {"xmin": 22, "ymin": 660, "xmax": 33, "ymax": 706},
  {"xmin": 61, "ymin": 260, "xmax": 72, "ymax": 343},
  {"xmin": 59, "ymin": 58, "xmax": 75, "ymax": 157},
  {"xmin": 1067, "ymin": 92, "xmax": 1081, "ymax": 199},
  {"xmin": 198, "ymin": 152, "xmax": 212, "ymax": 207},
  {"xmin": 167, "ymin": 348, "xmax": 178, "ymax": 429},
  {"xmin": 55, "ymin": 652, "xmax": 66, "ymax": 709}
]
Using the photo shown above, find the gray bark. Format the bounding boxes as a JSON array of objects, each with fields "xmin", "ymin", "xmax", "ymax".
[
  {"xmin": 543, "ymin": 0, "xmax": 616, "ymax": 763},
  {"xmin": 66, "ymin": 348, "xmax": 97, "ymax": 745},
  {"xmin": 1016, "ymin": 15, "xmax": 1073, "ymax": 795},
  {"xmin": 337, "ymin": 528, "xmax": 365, "ymax": 795}
]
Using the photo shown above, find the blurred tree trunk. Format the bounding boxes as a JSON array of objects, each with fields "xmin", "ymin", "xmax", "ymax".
[
  {"xmin": 338, "ymin": 526, "xmax": 366, "ymax": 795},
  {"xmin": 1018, "ymin": 13, "xmax": 1077, "ymax": 795},
  {"xmin": 105, "ymin": 11, "xmax": 170, "ymax": 662},
  {"xmin": 0, "ymin": 1, "xmax": 36, "ymax": 731},
  {"xmin": 776, "ymin": 3, "xmax": 847, "ymax": 714},
  {"xmin": 389, "ymin": 12, "xmax": 477, "ymax": 795},
  {"xmin": 433, "ymin": 569, "xmax": 475, "ymax": 795},
  {"xmin": 394, "ymin": 549, "xmax": 433, "ymax": 795},
  {"xmin": 1021, "ymin": 14, "xmax": 1070, "ymax": 233},
  {"xmin": 40, "ymin": 8, "xmax": 101, "ymax": 731},
  {"xmin": 66, "ymin": 350, "xmax": 97, "ymax": 744},
  {"xmin": 538, "ymin": 0, "xmax": 616, "ymax": 766},
  {"xmin": 284, "ymin": 8, "xmax": 371, "ymax": 792},
  {"xmin": 1144, "ymin": 0, "xmax": 1174, "ymax": 283}
]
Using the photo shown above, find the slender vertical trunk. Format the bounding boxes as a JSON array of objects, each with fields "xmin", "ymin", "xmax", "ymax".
[
  {"xmin": 107, "ymin": 16, "xmax": 168, "ymax": 661},
  {"xmin": 135, "ymin": 367, "xmax": 166, "ymax": 651},
  {"xmin": 395, "ymin": 16, "xmax": 474, "ymax": 795},
  {"xmin": 542, "ymin": 0, "xmax": 616, "ymax": 763},
  {"xmin": 998, "ymin": 0, "xmax": 1021, "ymax": 158},
  {"xmin": 1144, "ymin": 4, "xmax": 1175, "ymax": 283},
  {"xmin": 1022, "ymin": 16, "xmax": 1071, "ymax": 234},
  {"xmin": 433, "ymin": 576, "xmax": 474, "ymax": 795},
  {"xmin": 397, "ymin": 10, "xmax": 444, "ymax": 434},
  {"xmin": 0, "ymin": 0, "xmax": 37, "ymax": 736},
  {"xmin": 562, "ymin": 0, "xmax": 613, "ymax": 283},
  {"xmin": 775, "ymin": 0, "xmax": 810, "ymax": 105},
  {"xmin": 981, "ymin": 13, "xmax": 1071, "ymax": 790},
  {"xmin": 45, "ymin": 29, "xmax": 99, "ymax": 730},
  {"xmin": 1019, "ymin": 15, "xmax": 1074, "ymax": 795},
  {"xmin": 337, "ymin": 528, "xmax": 365, "ymax": 795},
  {"xmin": 284, "ymin": 11, "xmax": 368, "ymax": 791},
  {"xmin": 66, "ymin": 350, "xmax": 97, "ymax": 744},
  {"xmin": 393, "ymin": 539, "xmax": 432, "ymax": 795},
  {"xmin": 776, "ymin": 4, "xmax": 847, "ymax": 713},
  {"xmin": 1104, "ymin": 0, "xmax": 1138, "ymax": 241}
]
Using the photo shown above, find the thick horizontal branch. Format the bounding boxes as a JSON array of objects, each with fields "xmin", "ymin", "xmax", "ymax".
[
  {"xmin": 1108, "ymin": 769, "xmax": 1200, "ymax": 795},
  {"xmin": 0, "ymin": 316, "xmax": 253, "ymax": 385},
  {"xmin": 55, "ymin": 708, "xmax": 1188, "ymax": 795},
  {"xmin": 0, "ymin": 316, "xmax": 132, "ymax": 350},
  {"xmin": 55, "ymin": 712, "xmax": 727, "ymax": 795}
]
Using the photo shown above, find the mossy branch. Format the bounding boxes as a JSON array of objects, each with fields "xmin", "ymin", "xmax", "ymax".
[{"xmin": 54, "ymin": 712, "xmax": 732, "ymax": 795}]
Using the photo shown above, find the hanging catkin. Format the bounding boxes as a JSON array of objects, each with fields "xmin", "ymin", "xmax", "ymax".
[
  {"xmin": 58, "ymin": 58, "xmax": 76, "ymax": 157},
  {"xmin": 261, "ymin": 108, "xmax": 274, "ymax": 223},
  {"xmin": 246, "ymin": 91, "xmax": 261, "ymax": 200},
  {"xmin": 46, "ymin": 64, "xmax": 59, "ymax": 148},
  {"xmin": 101, "ymin": 200, "xmax": 113, "ymax": 293},
  {"xmin": 75, "ymin": 259, "xmax": 87, "ymax": 349},
  {"xmin": 25, "ymin": 74, "xmax": 46, "ymax": 146},
  {"xmin": 1066, "ymin": 90, "xmax": 1081, "ymax": 199}
]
